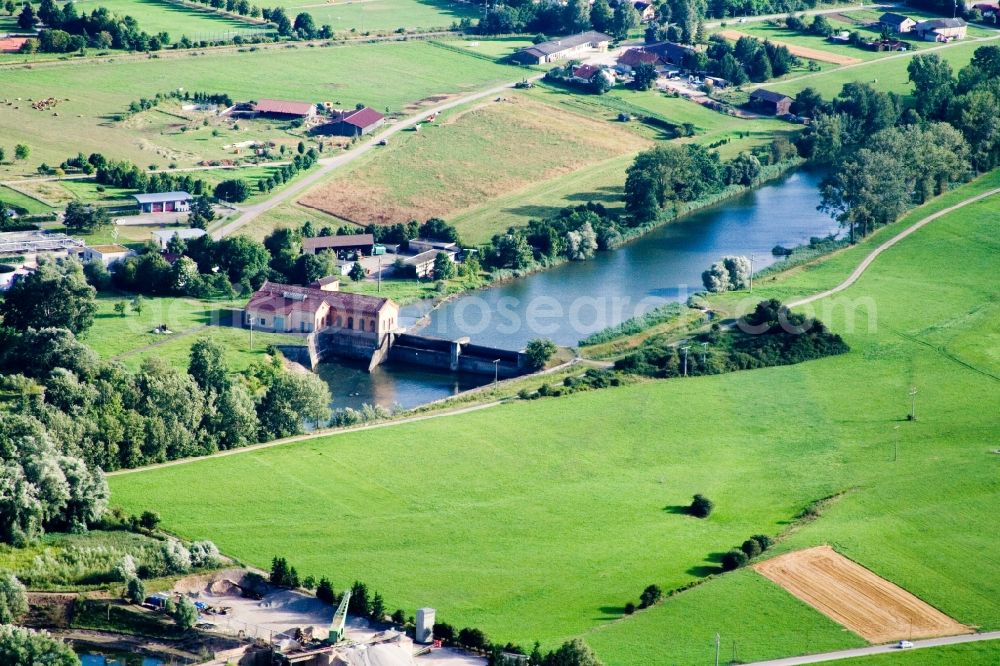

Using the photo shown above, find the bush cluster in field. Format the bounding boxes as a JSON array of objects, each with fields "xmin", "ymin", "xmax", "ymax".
[{"xmin": 615, "ymin": 300, "xmax": 849, "ymax": 378}]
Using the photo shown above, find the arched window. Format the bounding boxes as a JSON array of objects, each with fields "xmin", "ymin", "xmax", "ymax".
[
  {"xmin": 359, "ymin": 319, "xmax": 365, "ymax": 332},
  {"xmin": 335, "ymin": 315, "xmax": 342, "ymax": 327},
  {"xmin": 348, "ymin": 317, "xmax": 354, "ymax": 330}
]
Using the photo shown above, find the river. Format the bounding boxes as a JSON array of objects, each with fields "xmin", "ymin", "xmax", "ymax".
[{"xmin": 319, "ymin": 168, "xmax": 838, "ymax": 410}]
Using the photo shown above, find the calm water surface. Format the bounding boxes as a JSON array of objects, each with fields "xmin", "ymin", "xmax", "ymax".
[{"xmin": 319, "ymin": 169, "xmax": 837, "ymax": 408}]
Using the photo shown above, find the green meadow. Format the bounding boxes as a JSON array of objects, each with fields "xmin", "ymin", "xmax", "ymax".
[
  {"xmin": 267, "ymin": 0, "xmax": 479, "ymax": 33},
  {"xmin": 109, "ymin": 172, "xmax": 1000, "ymax": 662},
  {"xmin": 769, "ymin": 38, "xmax": 992, "ymax": 98},
  {"xmin": 83, "ymin": 294, "xmax": 297, "ymax": 370},
  {"xmin": 0, "ymin": 41, "xmax": 519, "ymax": 175},
  {"xmin": 71, "ymin": 0, "xmax": 267, "ymax": 38}
]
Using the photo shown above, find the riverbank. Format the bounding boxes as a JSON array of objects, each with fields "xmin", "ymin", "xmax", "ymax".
[{"xmin": 403, "ymin": 157, "xmax": 806, "ymax": 335}]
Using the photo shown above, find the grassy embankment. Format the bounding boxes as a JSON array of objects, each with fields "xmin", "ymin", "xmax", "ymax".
[{"xmin": 109, "ymin": 172, "xmax": 1000, "ymax": 661}]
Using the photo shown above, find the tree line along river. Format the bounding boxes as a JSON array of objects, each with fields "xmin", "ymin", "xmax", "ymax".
[{"xmin": 318, "ymin": 168, "xmax": 838, "ymax": 411}]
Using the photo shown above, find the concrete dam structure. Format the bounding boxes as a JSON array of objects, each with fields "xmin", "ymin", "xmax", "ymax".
[{"xmin": 307, "ymin": 329, "xmax": 529, "ymax": 378}]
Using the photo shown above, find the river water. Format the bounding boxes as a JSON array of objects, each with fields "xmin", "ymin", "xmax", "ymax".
[{"xmin": 320, "ymin": 168, "xmax": 838, "ymax": 410}]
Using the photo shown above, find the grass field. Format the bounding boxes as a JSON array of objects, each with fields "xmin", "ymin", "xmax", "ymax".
[
  {"xmin": 82, "ymin": 294, "xmax": 298, "ymax": 370},
  {"xmin": 0, "ymin": 41, "xmax": 519, "ymax": 177},
  {"xmin": 109, "ymin": 172, "xmax": 1000, "ymax": 661},
  {"xmin": 72, "ymin": 0, "xmax": 267, "ymax": 38},
  {"xmin": 267, "ymin": 0, "xmax": 478, "ymax": 33},
  {"xmin": 299, "ymin": 93, "xmax": 649, "ymax": 227},
  {"xmin": 768, "ymin": 38, "xmax": 993, "ymax": 98},
  {"xmin": 0, "ymin": 184, "xmax": 57, "ymax": 213}
]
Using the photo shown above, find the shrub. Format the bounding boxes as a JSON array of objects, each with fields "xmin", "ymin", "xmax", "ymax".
[
  {"xmin": 458, "ymin": 626, "xmax": 488, "ymax": 651},
  {"xmin": 741, "ymin": 538, "xmax": 762, "ymax": 558},
  {"xmin": 189, "ymin": 540, "xmax": 221, "ymax": 568},
  {"xmin": 0, "ymin": 574, "xmax": 28, "ymax": 624},
  {"xmin": 433, "ymin": 622, "xmax": 456, "ymax": 644},
  {"xmin": 126, "ymin": 576, "xmax": 146, "ymax": 604},
  {"xmin": 623, "ymin": 602, "xmax": 636, "ymax": 614},
  {"xmin": 721, "ymin": 549, "xmax": 749, "ymax": 571},
  {"xmin": 161, "ymin": 540, "xmax": 191, "ymax": 574},
  {"xmin": 316, "ymin": 577, "xmax": 335, "ymax": 604},
  {"xmin": 689, "ymin": 494, "xmax": 714, "ymax": 518},
  {"xmin": 139, "ymin": 511, "xmax": 160, "ymax": 530},
  {"xmin": 639, "ymin": 584, "xmax": 662, "ymax": 608},
  {"xmin": 751, "ymin": 534, "xmax": 773, "ymax": 552},
  {"xmin": 525, "ymin": 338, "xmax": 557, "ymax": 370},
  {"xmin": 112, "ymin": 555, "xmax": 137, "ymax": 582},
  {"xmin": 173, "ymin": 597, "xmax": 198, "ymax": 630}
]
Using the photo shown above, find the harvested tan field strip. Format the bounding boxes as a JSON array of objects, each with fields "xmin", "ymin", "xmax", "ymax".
[
  {"xmin": 754, "ymin": 546, "xmax": 971, "ymax": 643},
  {"xmin": 299, "ymin": 94, "xmax": 650, "ymax": 226},
  {"xmin": 716, "ymin": 29, "xmax": 862, "ymax": 65}
]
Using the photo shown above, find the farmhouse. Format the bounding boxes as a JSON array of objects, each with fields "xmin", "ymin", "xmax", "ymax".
[
  {"xmin": 81, "ymin": 244, "xmax": 132, "ymax": 267},
  {"xmin": 313, "ymin": 107, "xmax": 386, "ymax": 137},
  {"xmin": 644, "ymin": 41, "xmax": 695, "ymax": 67},
  {"xmin": 572, "ymin": 64, "xmax": 601, "ymax": 82},
  {"xmin": 253, "ymin": 98, "xmax": 317, "ymax": 119},
  {"xmin": 879, "ymin": 13, "xmax": 916, "ymax": 33},
  {"xmin": 133, "ymin": 191, "xmax": 192, "ymax": 214},
  {"xmin": 914, "ymin": 18, "xmax": 967, "ymax": 41},
  {"xmin": 302, "ymin": 233, "xmax": 375, "ymax": 256},
  {"xmin": 0, "ymin": 36, "xmax": 29, "ymax": 53},
  {"xmin": 633, "ymin": 1, "xmax": 656, "ymax": 21},
  {"xmin": 151, "ymin": 228, "xmax": 207, "ymax": 249},
  {"xmin": 244, "ymin": 281, "xmax": 398, "ymax": 338},
  {"xmin": 617, "ymin": 47, "xmax": 661, "ymax": 72},
  {"xmin": 749, "ymin": 89, "xmax": 793, "ymax": 115},
  {"xmin": 511, "ymin": 31, "xmax": 612, "ymax": 65}
]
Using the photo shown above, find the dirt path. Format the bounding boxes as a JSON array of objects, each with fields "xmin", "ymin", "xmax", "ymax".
[
  {"xmin": 716, "ymin": 29, "xmax": 861, "ymax": 64},
  {"xmin": 787, "ymin": 188, "xmax": 1000, "ymax": 309}
]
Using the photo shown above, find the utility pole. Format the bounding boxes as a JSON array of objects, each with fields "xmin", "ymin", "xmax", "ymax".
[
  {"xmin": 701, "ymin": 341, "xmax": 709, "ymax": 367},
  {"xmin": 908, "ymin": 386, "xmax": 918, "ymax": 421},
  {"xmin": 377, "ymin": 253, "xmax": 382, "ymax": 293},
  {"xmin": 681, "ymin": 346, "xmax": 690, "ymax": 377},
  {"xmin": 493, "ymin": 359, "xmax": 500, "ymax": 392},
  {"xmin": 715, "ymin": 633, "xmax": 720, "ymax": 666},
  {"xmin": 748, "ymin": 254, "xmax": 756, "ymax": 294},
  {"xmin": 249, "ymin": 315, "xmax": 254, "ymax": 351}
]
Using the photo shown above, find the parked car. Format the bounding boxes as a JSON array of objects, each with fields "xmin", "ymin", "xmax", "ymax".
[{"xmin": 897, "ymin": 641, "xmax": 914, "ymax": 649}]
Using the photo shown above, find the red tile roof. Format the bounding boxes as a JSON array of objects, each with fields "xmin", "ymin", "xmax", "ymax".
[
  {"xmin": 246, "ymin": 281, "xmax": 393, "ymax": 319},
  {"xmin": 618, "ymin": 48, "xmax": 661, "ymax": 68},
  {"xmin": 572, "ymin": 64, "xmax": 600, "ymax": 79},
  {"xmin": 254, "ymin": 99, "xmax": 315, "ymax": 116},
  {"xmin": 333, "ymin": 107, "xmax": 386, "ymax": 130}
]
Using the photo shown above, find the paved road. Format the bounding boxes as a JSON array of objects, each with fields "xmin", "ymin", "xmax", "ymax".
[
  {"xmin": 787, "ymin": 188, "xmax": 1000, "ymax": 308},
  {"xmin": 744, "ymin": 630, "xmax": 1000, "ymax": 665},
  {"xmin": 210, "ymin": 74, "xmax": 544, "ymax": 239}
]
